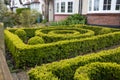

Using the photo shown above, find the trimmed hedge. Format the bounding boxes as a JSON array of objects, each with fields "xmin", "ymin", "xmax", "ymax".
[
  {"xmin": 74, "ymin": 62, "xmax": 120, "ymax": 80},
  {"xmin": 28, "ymin": 36, "xmax": 44, "ymax": 45},
  {"xmin": 75, "ymin": 25, "xmax": 119, "ymax": 35},
  {"xmin": 28, "ymin": 46, "xmax": 120, "ymax": 80},
  {"xmin": 4, "ymin": 25, "xmax": 120, "ymax": 68},
  {"xmin": 15, "ymin": 29, "xmax": 27, "ymax": 41},
  {"xmin": 35, "ymin": 27, "xmax": 95, "ymax": 42}
]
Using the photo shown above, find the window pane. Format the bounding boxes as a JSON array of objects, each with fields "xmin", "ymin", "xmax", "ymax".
[
  {"xmin": 94, "ymin": 0, "xmax": 99, "ymax": 11},
  {"xmin": 116, "ymin": 0, "xmax": 120, "ymax": 10},
  {"xmin": 103, "ymin": 0, "xmax": 111, "ymax": 10},
  {"xmin": 108, "ymin": 5, "xmax": 111, "ymax": 10},
  {"xmin": 68, "ymin": 2, "xmax": 73, "ymax": 13},
  {"xmin": 108, "ymin": 0, "xmax": 111, "ymax": 4},
  {"xmin": 61, "ymin": 2, "xmax": 65, "ymax": 12},
  {"xmin": 116, "ymin": 5, "xmax": 120, "ymax": 10},
  {"xmin": 89, "ymin": 0, "xmax": 92, "ymax": 11},
  {"xmin": 117, "ymin": 0, "xmax": 120, "ymax": 4},
  {"xmin": 56, "ymin": 3, "xmax": 59, "ymax": 12},
  {"xmin": 103, "ymin": 5, "xmax": 107, "ymax": 10},
  {"xmin": 104, "ymin": 0, "xmax": 107, "ymax": 4}
]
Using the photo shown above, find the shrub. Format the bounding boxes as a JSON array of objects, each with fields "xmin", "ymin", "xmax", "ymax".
[
  {"xmin": 15, "ymin": 29, "xmax": 26, "ymax": 41},
  {"xmin": 28, "ymin": 36, "xmax": 44, "ymax": 45},
  {"xmin": 4, "ymin": 25, "xmax": 120, "ymax": 68},
  {"xmin": 18, "ymin": 10, "xmax": 39, "ymax": 27},
  {"xmin": 74, "ymin": 62, "xmax": 120, "ymax": 80},
  {"xmin": 28, "ymin": 46, "xmax": 120, "ymax": 80},
  {"xmin": 50, "ymin": 14, "xmax": 86, "ymax": 26},
  {"xmin": 16, "ymin": 8, "xmax": 30, "ymax": 14},
  {"xmin": 66, "ymin": 14, "xmax": 86, "ymax": 24},
  {"xmin": 35, "ymin": 27, "xmax": 94, "ymax": 42}
]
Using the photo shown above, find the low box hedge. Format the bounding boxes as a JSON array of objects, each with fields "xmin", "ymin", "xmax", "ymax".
[
  {"xmin": 4, "ymin": 25, "xmax": 120, "ymax": 68},
  {"xmin": 74, "ymin": 62, "xmax": 120, "ymax": 80},
  {"xmin": 35, "ymin": 27, "xmax": 95, "ymax": 43},
  {"xmin": 28, "ymin": 46, "xmax": 120, "ymax": 80}
]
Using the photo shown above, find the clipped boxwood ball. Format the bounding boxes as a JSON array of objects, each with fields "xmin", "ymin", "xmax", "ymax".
[
  {"xmin": 28, "ymin": 36, "xmax": 44, "ymax": 45},
  {"xmin": 15, "ymin": 29, "xmax": 26, "ymax": 41}
]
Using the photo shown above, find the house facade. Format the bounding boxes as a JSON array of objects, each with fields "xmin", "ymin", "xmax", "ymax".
[
  {"xmin": 48, "ymin": 0, "xmax": 120, "ymax": 26},
  {"xmin": 10, "ymin": 0, "xmax": 120, "ymax": 26},
  {"xmin": 87, "ymin": 0, "xmax": 120, "ymax": 26},
  {"xmin": 10, "ymin": 0, "xmax": 45, "ymax": 14},
  {"xmin": 47, "ymin": 0, "xmax": 88, "ymax": 21}
]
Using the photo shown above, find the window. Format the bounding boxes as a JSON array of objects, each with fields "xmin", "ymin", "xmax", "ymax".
[
  {"xmin": 89, "ymin": 0, "xmax": 92, "ymax": 11},
  {"xmin": 116, "ymin": 0, "xmax": 120, "ymax": 10},
  {"xmin": 68, "ymin": 2, "xmax": 73, "ymax": 13},
  {"xmin": 56, "ymin": 3, "xmax": 59, "ymax": 12},
  {"xmin": 61, "ymin": 2, "xmax": 65, "ymax": 12},
  {"xmin": 103, "ymin": 0, "xmax": 111, "ymax": 10},
  {"xmin": 94, "ymin": 0, "xmax": 100, "ymax": 11},
  {"xmin": 55, "ymin": 0, "xmax": 74, "ymax": 14}
]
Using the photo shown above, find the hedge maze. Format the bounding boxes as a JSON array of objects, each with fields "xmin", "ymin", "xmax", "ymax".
[{"xmin": 4, "ymin": 25, "xmax": 120, "ymax": 80}]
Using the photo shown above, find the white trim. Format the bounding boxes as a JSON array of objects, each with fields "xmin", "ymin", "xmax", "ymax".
[
  {"xmin": 88, "ymin": 0, "xmax": 120, "ymax": 13},
  {"xmin": 54, "ymin": 0, "xmax": 75, "ymax": 14}
]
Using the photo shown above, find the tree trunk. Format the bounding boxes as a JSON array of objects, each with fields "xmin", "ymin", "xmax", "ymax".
[
  {"xmin": 44, "ymin": 0, "xmax": 49, "ymax": 21},
  {"xmin": 19, "ymin": 0, "xmax": 23, "ymax": 4}
]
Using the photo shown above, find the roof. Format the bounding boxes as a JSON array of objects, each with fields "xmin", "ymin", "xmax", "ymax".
[
  {"xmin": 23, "ymin": 1, "xmax": 31, "ymax": 5},
  {"xmin": 31, "ymin": 0, "xmax": 40, "ymax": 4}
]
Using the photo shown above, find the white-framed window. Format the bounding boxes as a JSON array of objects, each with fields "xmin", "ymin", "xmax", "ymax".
[
  {"xmin": 68, "ymin": 2, "xmax": 73, "ymax": 13},
  {"xmin": 89, "ymin": 0, "xmax": 92, "ymax": 11},
  {"xmin": 116, "ymin": 0, "xmax": 120, "ymax": 10},
  {"xmin": 103, "ymin": 0, "xmax": 111, "ymax": 10},
  {"xmin": 61, "ymin": 2, "xmax": 65, "ymax": 12},
  {"xmin": 88, "ymin": 0, "xmax": 120, "ymax": 13},
  {"xmin": 55, "ymin": 0, "xmax": 74, "ymax": 14},
  {"xmin": 94, "ymin": 0, "xmax": 100, "ymax": 11}
]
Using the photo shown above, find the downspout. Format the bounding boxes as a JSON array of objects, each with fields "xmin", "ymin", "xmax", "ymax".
[
  {"xmin": 53, "ymin": 0, "xmax": 55, "ymax": 21},
  {"xmin": 78, "ymin": 0, "xmax": 82, "ymax": 14},
  {"xmin": 81, "ymin": 0, "xmax": 83, "ymax": 14}
]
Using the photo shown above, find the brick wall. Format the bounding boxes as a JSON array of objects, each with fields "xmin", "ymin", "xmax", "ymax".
[
  {"xmin": 54, "ymin": 14, "xmax": 70, "ymax": 21},
  {"xmin": 87, "ymin": 13, "xmax": 120, "ymax": 26}
]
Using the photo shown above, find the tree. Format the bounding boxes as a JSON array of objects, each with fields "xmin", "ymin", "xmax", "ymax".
[
  {"xmin": 44, "ymin": 0, "xmax": 49, "ymax": 21},
  {"xmin": 18, "ymin": 10, "xmax": 39, "ymax": 27},
  {"xmin": 19, "ymin": 0, "xmax": 23, "ymax": 4},
  {"xmin": 4, "ymin": 0, "xmax": 9, "ymax": 5},
  {"xmin": 0, "ymin": 0, "xmax": 8, "ymax": 22}
]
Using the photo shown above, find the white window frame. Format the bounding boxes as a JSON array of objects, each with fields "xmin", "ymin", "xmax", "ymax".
[
  {"xmin": 88, "ymin": 0, "xmax": 120, "ymax": 13},
  {"xmin": 68, "ymin": 2, "xmax": 73, "ymax": 13},
  {"xmin": 116, "ymin": 0, "xmax": 120, "ymax": 10},
  {"xmin": 55, "ymin": 0, "xmax": 74, "ymax": 14}
]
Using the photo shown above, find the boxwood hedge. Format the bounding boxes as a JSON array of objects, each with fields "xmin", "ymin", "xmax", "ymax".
[
  {"xmin": 35, "ymin": 27, "xmax": 95, "ymax": 43},
  {"xmin": 28, "ymin": 46, "xmax": 120, "ymax": 80},
  {"xmin": 4, "ymin": 25, "xmax": 120, "ymax": 68},
  {"xmin": 74, "ymin": 62, "xmax": 120, "ymax": 80}
]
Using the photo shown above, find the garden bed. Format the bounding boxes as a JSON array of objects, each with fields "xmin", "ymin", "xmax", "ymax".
[{"xmin": 4, "ymin": 25, "xmax": 120, "ymax": 68}]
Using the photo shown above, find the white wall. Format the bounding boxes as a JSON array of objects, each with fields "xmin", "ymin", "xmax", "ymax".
[
  {"xmin": 49, "ymin": 0, "xmax": 54, "ymax": 21},
  {"xmin": 82, "ymin": 0, "xmax": 88, "ymax": 15},
  {"xmin": 30, "ymin": 0, "xmax": 45, "ymax": 14},
  {"xmin": 73, "ymin": 0, "xmax": 79, "ymax": 14}
]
